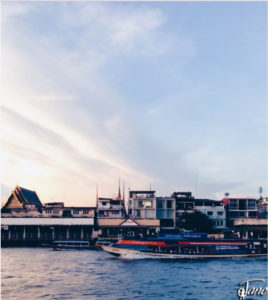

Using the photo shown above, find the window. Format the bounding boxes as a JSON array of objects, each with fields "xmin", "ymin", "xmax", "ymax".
[
  {"xmin": 185, "ymin": 203, "xmax": 193, "ymax": 210},
  {"xmin": 144, "ymin": 201, "xmax": 152, "ymax": 208},
  {"xmin": 217, "ymin": 211, "xmax": 223, "ymax": 216},
  {"xmin": 135, "ymin": 210, "xmax": 141, "ymax": 218},
  {"xmin": 138, "ymin": 201, "xmax": 143, "ymax": 208},
  {"xmin": 229, "ymin": 211, "xmax": 239, "ymax": 218},
  {"xmin": 207, "ymin": 211, "xmax": 213, "ymax": 216},
  {"xmin": 102, "ymin": 202, "xmax": 107, "ymax": 206},
  {"xmin": 176, "ymin": 203, "xmax": 184, "ymax": 210},
  {"xmin": 239, "ymin": 212, "xmax": 245, "ymax": 217},
  {"xmin": 156, "ymin": 211, "xmax": 164, "ymax": 219},
  {"xmin": 229, "ymin": 200, "xmax": 237, "ymax": 210},
  {"xmin": 167, "ymin": 200, "xmax": 173, "ymax": 209},
  {"xmin": 239, "ymin": 200, "xmax": 246, "ymax": 210},
  {"xmin": 157, "ymin": 200, "xmax": 164, "ymax": 209},
  {"xmin": 83, "ymin": 210, "xmax": 89, "ymax": 214},
  {"xmin": 73, "ymin": 210, "xmax": 80, "ymax": 215},
  {"xmin": 248, "ymin": 200, "xmax": 256, "ymax": 210},
  {"xmin": 248, "ymin": 211, "xmax": 257, "ymax": 218},
  {"xmin": 166, "ymin": 210, "xmax": 173, "ymax": 218},
  {"xmin": 53, "ymin": 210, "xmax": 59, "ymax": 215}
]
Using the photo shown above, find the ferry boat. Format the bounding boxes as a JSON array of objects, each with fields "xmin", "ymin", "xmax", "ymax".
[
  {"xmin": 101, "ymin": 233, "xmax": 267, "ymax": 259},
  {"xmin": 52, "ymin": 240, "xmax": 95, "ymax": 250},
  {"xmin": 95, "ymin": 240, "xmax": 112, "ymax": 250}
]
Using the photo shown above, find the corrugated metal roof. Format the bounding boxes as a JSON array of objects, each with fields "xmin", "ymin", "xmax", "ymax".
[{"xmin": 1, "ymin": 218, "xmax": 94, "ymax": 226}]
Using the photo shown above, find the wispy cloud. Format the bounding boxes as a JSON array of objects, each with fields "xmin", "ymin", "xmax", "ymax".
[{"xmin": 1, "ymin": 2, "xmax": 266, "ymax": 204}]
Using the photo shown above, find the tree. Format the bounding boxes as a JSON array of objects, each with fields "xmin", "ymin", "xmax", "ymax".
[{"xmin": 180, "ymin": 211, "xmax": 214, "ymax": 233}]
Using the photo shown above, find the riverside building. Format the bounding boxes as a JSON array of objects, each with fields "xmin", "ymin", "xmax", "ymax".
[
  {"xmin": 1, "ymin": 186, "xmax": 97, "ymax": 246},
  {"xmin": 194, "ymin": 198, "xmax": 226, "ymax": 230}
]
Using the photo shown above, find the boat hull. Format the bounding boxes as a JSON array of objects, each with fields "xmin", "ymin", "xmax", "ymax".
[{"xmin": 101, "ymin": 245, "xmax": 267, "ymax": 259}]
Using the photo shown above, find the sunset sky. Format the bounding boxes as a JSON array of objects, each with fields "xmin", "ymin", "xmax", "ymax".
[{"xmin": 1, "ymin": 2, "xmax": 267, "ymax": 206}]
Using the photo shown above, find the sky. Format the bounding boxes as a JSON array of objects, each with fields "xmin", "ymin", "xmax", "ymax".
[{"xmin": 1, "ymin": 1, "xmax": 267, "ymax": 206}]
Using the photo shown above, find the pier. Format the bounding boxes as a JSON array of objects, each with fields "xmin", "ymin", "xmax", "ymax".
[{"xmin": 1, "ymin": 218, "xmax": 96, "ymax": 247}]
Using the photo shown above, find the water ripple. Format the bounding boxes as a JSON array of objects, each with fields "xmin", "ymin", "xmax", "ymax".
[{"xmin": 1, "ymin": 248, "xmax": 267, "ymax": 300}]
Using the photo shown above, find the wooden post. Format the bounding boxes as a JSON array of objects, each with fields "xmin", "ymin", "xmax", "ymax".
[
  {"xmin": 8, "ymin": 229, "xmax": 11, "ymax": 240},
  {"xmin": 81, "ymin": 228, "xmax": 84, "ymax": 240},
  {"xmin": 66, "ymin": 228, "xmax": 70, "ymax": 240}
]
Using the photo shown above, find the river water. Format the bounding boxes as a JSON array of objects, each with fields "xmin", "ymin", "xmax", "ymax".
[{"xmin": 1, "ymin": 248, "xmax": 267, "ymax": 300}]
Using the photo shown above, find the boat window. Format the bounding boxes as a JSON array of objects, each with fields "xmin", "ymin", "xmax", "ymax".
[
  {"xmin": 217, "ymin": 211, "xmax": 223, "ymax": 216},
  {"xmin": 207, "ymin": 211, "xmax": 213, "ymax": 216}
]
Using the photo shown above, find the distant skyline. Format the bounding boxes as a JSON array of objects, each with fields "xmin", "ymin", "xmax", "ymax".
[{"xmin": 1, "ymin": 2, "xmax": 267, "ymax": 206}]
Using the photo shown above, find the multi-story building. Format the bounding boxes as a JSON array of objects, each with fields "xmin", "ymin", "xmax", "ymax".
[
  {"xmin": 194, "ymin": 199, "xmax": 226, "ymax": 230},
  {"xmin": 98, "ymin": 189, "xmax": 159, "ymax": 239},
  {"xmin": 257, "ymin": 197, "xmax": 268, "ymax": 219},
  {"xmin": 42, "ymin": 202, "xmax": 95, "ymax": 218},
  {"xmin": 156, "ymin": 197, "xmax": 175, "ymax": 229},
  {"xmin": 222, "ymin": 197, "xmax": 258, "ymax": 227},
  {"xmin": 172, "ymin": 192, "xmax": 195, "ymax": 228},
  {"xmin": 97, "ymin": 197, "xmax": 126, "ymax": 218},
  {"xmin": 128, "ymin": 190, "xmax": 156, "ymax": 219}
]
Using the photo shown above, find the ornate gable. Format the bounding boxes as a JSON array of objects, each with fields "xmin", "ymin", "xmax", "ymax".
[{"xmin": 4, "ymin": 193, "xmax": 23, "ymax": 209}]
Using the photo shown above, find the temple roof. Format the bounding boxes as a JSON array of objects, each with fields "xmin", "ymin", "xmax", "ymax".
[
  {"xmin": 19, "ymin": 187, "xmax": 42, "ymax": 207},
  {"xmin": 3, "ymin": 186, "xmax": 42, "ymax": 209}
]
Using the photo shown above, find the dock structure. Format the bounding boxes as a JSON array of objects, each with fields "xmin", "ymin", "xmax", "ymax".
[
  {"xmin": 1, "ymin": 217, "xmax": 96, "ymax": 247},
  {"xmin": 1, "ymin": 186, "xmax": 97, "ymax": 246}
]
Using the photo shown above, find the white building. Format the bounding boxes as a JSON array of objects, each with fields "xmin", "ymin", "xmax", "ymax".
[
  {"xmin": 194, "ymin": 199, "xmax": 226, "ymax": 230},
  {"xmin": 129, "ymin": 190, "xmax": 156, "ymax": 219}
]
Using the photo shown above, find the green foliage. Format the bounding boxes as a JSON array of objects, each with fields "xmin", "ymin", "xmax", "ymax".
[{"xmin": 179, "ymin": 211, "xmax": 214, "ymax": 233}]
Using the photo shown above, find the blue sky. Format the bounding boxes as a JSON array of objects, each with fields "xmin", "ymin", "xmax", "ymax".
[{"xmin": 1, "ymin": 2, "xmax": 267, "ymax": 206}]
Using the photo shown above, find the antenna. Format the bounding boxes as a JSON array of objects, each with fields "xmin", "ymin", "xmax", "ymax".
[
  {"xmin": 123, "ymin": 180, "xmax": 125, "ymax": 202},
  {"xmin": 194, "ymin": 168, "xmax": 198, "ymax": 198},
  {"xmin": 96, "ymin": 184, "xmax": 99, "ymax": 208},
  {"xmin": 118, "ymin": 178, "xmax": 121, "ymax": 200}
]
